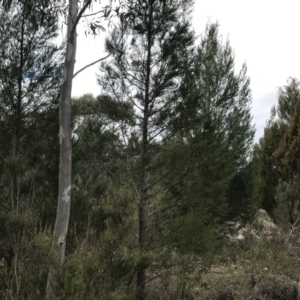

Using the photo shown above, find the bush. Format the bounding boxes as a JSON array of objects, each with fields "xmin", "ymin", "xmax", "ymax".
[{"xmin": 274, "ymin": 176, "xmax": 300, "ymax": 229}]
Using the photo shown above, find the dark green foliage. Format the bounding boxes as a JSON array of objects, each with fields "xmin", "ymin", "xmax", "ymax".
[
  {"xmin": 71, "ymin": 94, "xmax": 129, "ymax": 238},
  {"xmin": 277, "ymin": 78, "xmax": 300, "ymax": 124},
  {"xmin": 0, "ymin": 1, "xmax": 62, "ymax": 297},
  {"xmin": 0, "ymin": 1, "xmax": 275, "ymax": 298},
  {"xmin": 226, "ymin": 159, "xmax": 258, "ymax": 221},
  {"xmin": 255, "ymin": 78, "xmax": 300, "ymax": 216},
  {"xmin": 153, "ymin": 130, "xmax": 229, "ymax": 259},
  {"xmin": 180, "ymin": 23, "xmax": 254, "ymax": 161},
  {"xmin": 60, "ymin": 94, "xmax": 138, "ymax": 299},
  {"xmin": 273, "ymin": 98, "xmax": 300, "ymax": 179},
  {"xmin": 274, "ymin": 176, "xmax": 300, "ymax": 227},
  {"xmin": 255, "ymin": 121, "xmax": 285, "ymax": 214},
  {"xmin": 270, "ymin": 98, "xmax": 300, "ymax": 224},
  {"xmin": 167, "ymin": 209, "xmax": 220, "ymax": 258},
  {"xmin": 99, "ymin": 1, "xmax": 197, "ymax": 298},
  {"xmin": 172, "ymin": 23, "xmax": 254, "ymax": 222},
  {"xmin": 99, "ymin": 18, "xmax": 253, "ymax": 298}
]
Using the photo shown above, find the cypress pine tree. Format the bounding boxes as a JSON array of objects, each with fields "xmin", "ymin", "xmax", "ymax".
[
  {"xmin": 174, "ymin": 23, "xmax": 255, "ymax": 221},
  {"xmin": 273, "ymin": 99, "xmax": 300, "ymax": 179},
  {"xmin": 0, "ymin": 1, "xmax": 62, "ymax": 297},
  {"xmin": 271, "ymin": 98, "xmax": 300, "ymax": 225},
  {"xmin": 256, "ymin": 78, "xmax": 300, "ymax": 215},
  {"xmin": 98, "ymin": 1, "xmax": 195, "ymax": 298}
]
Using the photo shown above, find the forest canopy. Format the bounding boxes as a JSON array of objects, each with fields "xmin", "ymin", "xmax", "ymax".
[{"xmin": 0, "ymin": 1, "xmax": 299, "ymax": 299}]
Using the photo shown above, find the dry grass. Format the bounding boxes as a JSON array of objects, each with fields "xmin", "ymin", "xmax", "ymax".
[
  {"xmin": 197, "ymin": 221, "xmax": 300, "ymax": 300},
  {"xmin": 144, "ymin": 211, "xmax": 300, "ymax": 299}
]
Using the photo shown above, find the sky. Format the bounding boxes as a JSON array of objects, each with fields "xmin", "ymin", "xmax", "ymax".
[{"xmin": 72, "ymin": 0, "xmax": 300, "ymax": 142}]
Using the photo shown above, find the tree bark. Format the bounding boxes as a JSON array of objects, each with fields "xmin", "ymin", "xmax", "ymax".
[
  {"xmin": 45, "ymin": 0, "xmax": 78, "ymax": 299},
  {"xmin": 136, "ymin": 172, "xmax": 148, "ymax": 300},
  {"xmin": 136, "ymin": 3, "xmax": 153, "ymax": 299}
]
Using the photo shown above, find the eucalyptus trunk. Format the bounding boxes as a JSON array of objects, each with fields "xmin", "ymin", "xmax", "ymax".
[{"xmin": 45, "ymin": 0, "xmax": 78, "ymax": 298}]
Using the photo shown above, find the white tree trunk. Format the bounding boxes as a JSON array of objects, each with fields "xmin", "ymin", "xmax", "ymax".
[{"xmin": 45, "ymin": 0, "xmax": 78, "ymax": 298}]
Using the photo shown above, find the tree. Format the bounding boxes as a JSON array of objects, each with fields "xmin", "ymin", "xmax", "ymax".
[
  {"xmin": 0, "ymin": 2, "xmax": 62, "ymax": 297},
  {"xmin": 158, "ymin": 121, "xmax": 233, "ymax": 256},
  {"xmin": 175, "ymin": 23, "xmax": 255, "ymax": 221},
  {"xmin": 0, "ymin": 1, "xmax": 92, "ymax": 297},
  {"xmin": 277, "ymin": 78, "xmax": 300, "ymax": 124},
  {"xmin": 270, "ymin": 98, "xmax": 300, "ymax": 225},
  {"xmin": 255, "ymin": 78, "xmax": 300, "ymax": 215},
  {"xmin": 255, "ymin": 120, "xmax": 284, "ymax": 213},
  {"xmin": 45, "ymin": 1, "xmax": 78, "ymax": 296},
  {"xmin": 274, "ymin": 176, "xmax": 300, "ymax": 227},
  {"xmin": 0, "ymin": 0, "xmax": 130, "ymax": 297},
  {"xmin": 41, "ymin": 0, "xmax": 119, "ymax": 297},
  {"xmin": 0, "ymin": 0, "xmax": 62, "ymax": 208},
  {"xmin": 99, "ymin": 1, "xmax": 195, "ymax": 298},
  {"xmin": 0, "ymin": 0, "xmax": 114, "ymax": 297},
  {"xmin": 61, "ymin": 94, "xmax": 137, "ymax": 298},
  {"xmin": 273, "ymin": 98, "xmax": 300, "ymax": 179},
  {"xmin": 44, "ymin": 1, "xmax": 92, "ymax": 298}
]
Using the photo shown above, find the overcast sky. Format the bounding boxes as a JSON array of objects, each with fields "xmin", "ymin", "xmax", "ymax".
[{"xmin": 72, "ymin": 0, "xmax": 300, "ymax": 142}]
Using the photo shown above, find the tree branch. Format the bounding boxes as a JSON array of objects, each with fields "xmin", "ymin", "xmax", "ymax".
[
  {"xmin": 83, "ymin": 10, "xmax": 102, "ymax": 18},
  {"xmin": 147, "ymin": 196, "xmax": 183, "ymax": 218},
  {"xmin": 71, "ymin": 0, "xmax": 92, "ymax": 38},
  {"xmin": 73, "ymin": 53, "xmax": 111, "ymax": 78}
]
